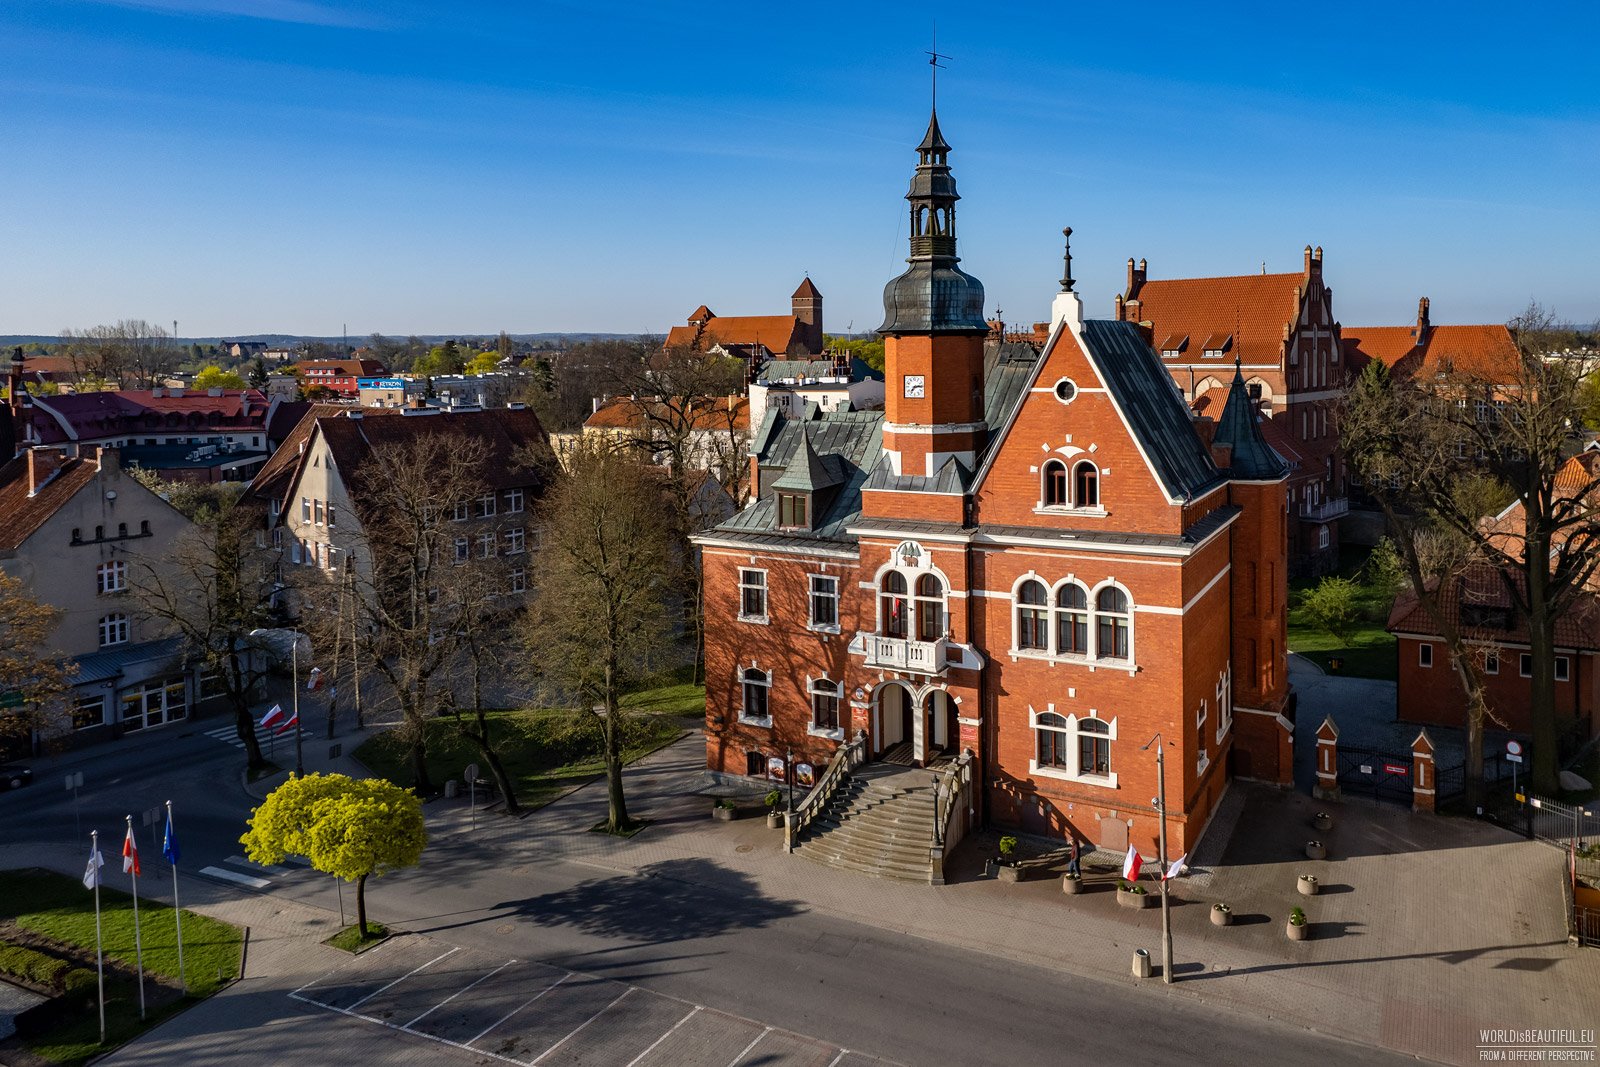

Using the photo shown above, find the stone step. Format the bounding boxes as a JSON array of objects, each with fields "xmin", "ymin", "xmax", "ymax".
[
  {"xmin": 809, "ymin": 820, "xmax": 932, "ymax": 855},
  {"xmin": 804, "ymin": 838, "xmax": 932, "ymax": 873},
  {"xmin": 814, "ymin": 812, "xmax": 937, "ymax": 844},
  {"xmin": 799, "ymin": 845, "xmax": 931, "ymax": 884}
]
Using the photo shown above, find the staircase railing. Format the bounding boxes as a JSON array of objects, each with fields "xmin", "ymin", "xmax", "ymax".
[
  {"xmin": 930, "ymin": 748, "xmax": 975, "ymax": 886},
  {"xmin": 786, "ymin": 729, "xmax": 868, "ymax": 853}
]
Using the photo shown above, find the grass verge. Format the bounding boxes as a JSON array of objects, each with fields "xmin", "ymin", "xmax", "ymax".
[
  {"xmin": 325, "ymin": 923, "xmax": 389, "ymax": 953},
  {"xmin": 1288, "ymin": 545, "xmax": 1398, "ymax": 680}
]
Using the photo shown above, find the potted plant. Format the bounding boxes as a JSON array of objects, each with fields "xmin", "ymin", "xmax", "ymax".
[
  {"xmin": 996, "ymin": 835, "xmax": 1022, "ymax": 882},
  {"xmin": 712, "ymin": 798, "xmax": 738, "ymax": 822},
  {"xmin": 1211, "ymin": 902, "xmax": 1233, "ymax": 927},
  {"xmin": 1061, "ymin": 872, "xmax": 1084, "ymax": 896},
  {"xmin": 1116, "ymin": 879, "xmax": 1153, "ymax": 909},
  {"xmin": 1305, "ymin": 839, "xmax": 1327, "ymax": 860},
  {"xmin": 764, "ymin": 790, "xmax": 784, "ymax": 829},
  {"xmin": 1286, "ymin": 906, "xmax": 1309, "ymax": 941},
  {"xmin": 1297, "ymin": 873, "xmax": 1319, "ymax": 896},
  {"xmin": 1312, "ymin": 811, "xmax": 1334, "ymax": 832}
]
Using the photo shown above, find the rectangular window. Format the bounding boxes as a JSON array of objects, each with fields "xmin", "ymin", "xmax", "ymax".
[
  {"xmin": 477, "ymin": 493, "xmax": 496, "ymax": 518},
  {"xmin": 811, "ymin": 686, "xmax": 840, "ymax": 731},
  {"xmin": 778, "ymin": 493, "xmax": 808, "ymax": 529},
  {"xmin": 1484, "ymin": 651, "xmax": 1498, "ymax": 675},
  {"xmin": 1557, "ymin": 656, "xmax": 1571, "ymax": 682},
  {"xmin": 745, "ymin": 751, "xmax": 765, "ymax": 777},
  {"xmin": 452, "ymin": 501, "xmax": 470, "ymax": 522},
  {"xmin": 477, "ymin": 532, "xmax": 496, "ymax": 559},
  {"xmin": 1196, "ymin": 699, "xmax": 1207, "ymax": 729},
  {"xmin": 1418, "ymin": 643, "xmax": 1433, "ymax": 668},
  {"xmin": 313, "ymin": 499, "xmax": 324, "ymax": 525},
  {"xmin": 290, "ymin": 539, "xmax": 302, "ymax": 564},
  {"xmin": 73, "ymin": 695, "xmax": 106, "ymax": 730},
  {"xmin": 96, "ymin": 560, "xmax": 127, "ymax": 595},
  {"xmin": 509, "ymin": 567, "xmax": 526, "ymax": 594},
  {"xmin": 301, "ymin": 497, "xmax": 311, "ymax": 523},
  {"xmin": 506, "ymin": 488, "xmax": 525, "ymax": 513},
  {"xmin": 808, "ymin": 575, "xmax": 838, "ymax": 629},
  {"xmin": 741, "ymin": 672, "xmax": 769, "ymax": 720},
  {"xmin": 317, "ymin": 542, "xmax": 328, "ymax": 569},
  {"xmin": 505, "ymin": 527, "xmax": 525, "ymax": 555},
  {"xmin": 98, "ymin": 613, "xmax": 129, "ymax": 647},
  {"xmin": 327, "ymin": 503, "xmax": 336, "ymax": 529},
  {"xmin": 739, "ymin": 569, "xmax": 767, "ymax": 621},
  {"xmin": 1520, "ymin": 653, "xmax": 1533, "ymax": 678}
]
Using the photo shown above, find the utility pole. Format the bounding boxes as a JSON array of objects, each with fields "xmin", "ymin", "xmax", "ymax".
[{"xmin": 1144, "ymin": 732, "xmax": 1174, "ymax": 984}]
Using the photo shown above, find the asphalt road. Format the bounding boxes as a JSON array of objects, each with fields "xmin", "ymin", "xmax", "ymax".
[{"xmin": 0, "ymin": 727, "xmax": 1418, "ymax": 1066}]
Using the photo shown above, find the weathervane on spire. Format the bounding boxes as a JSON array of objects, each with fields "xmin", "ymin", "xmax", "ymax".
[{"xmin": 926, "ymin": 25, "xmax": 950, "ymax": 107}]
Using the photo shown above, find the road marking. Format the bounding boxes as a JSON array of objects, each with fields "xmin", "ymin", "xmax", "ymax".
[
  {"xmin": 198, "ymin": 866, "xmax": 270, "ymax": 889},
  {"xmin": 467, "ymin": 971, "xmax": 570, "ymax": 1045},
  {"xmin": 825, "ymin": 1051, "xmax": 849, "ymax": 1067},
  {"xmin": 728, "ymin": 1026, "xmax": 773, "ymax": 1067},
  {"xmin": 624, "ymin": 1005, "xmax": 700, "ymax": 1067},
  {"xmin": 286, "ymin": 992, "xmax": 529, "ymax": 1067},
  {"xmin": 401, "ymin": 958, "xmax": 515, "ymax": 1030},
  {"xmin": 530, "ymin": 986, "xmax": 634, "ymax": 1065},
  {"xmin": 225, "ymin": 855, "xmax": 292, "ymax": 876},
  {"xmin": 203, "ymin": 726, "xmax": 247, "ymax": 748},
  {"xmin": 348, "ymin": 948, "xmax": 458, "ymax": 1011}
]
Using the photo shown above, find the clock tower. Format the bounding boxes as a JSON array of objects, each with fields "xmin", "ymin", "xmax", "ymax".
[{"xmin": 877, "ymin": 107, "xmax": 989, "ymax": 478}]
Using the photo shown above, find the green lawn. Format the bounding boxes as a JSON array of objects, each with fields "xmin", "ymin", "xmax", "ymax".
[
  {"xmin": 355, "ymin": 675, "xmax": 701, "ymax": 807},
  {"xmin": 1287, "ymin": 545, "xmax": 1399, "ymax": 680},
  {"xmin": 0, "ymin": 868, "xmax": 243, "ymax": 1065}
]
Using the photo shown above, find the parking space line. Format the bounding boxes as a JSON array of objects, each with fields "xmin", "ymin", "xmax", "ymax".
[
  {"xmin": 825, "ymin": 1051, "xmax": 848, "ymax": 1067},
  {"xmin": 348, "ymin": 948, "xmax": 459, "ymax": 1011},
  {"xmin": 288, "ymin": 989, "xmax": 529, "ymax": 1066},
  {"xmin": 529, "ymin": 985, "xmax": 634, "ymax": 1065},
  {"xmin": 467, "ymin": 971, "xmax": 570, "ymax": 1045},
  {"xmin": 401, "ymin": 958, "xmax": 516, "ymax": 1031},
  {"xmin": 728, "ymin": 1026, "xmax": 773, "ymax": 1067},
  {"xmin": 624, "ymin": 1005, "xmax": 700, "ymax": 1067}
]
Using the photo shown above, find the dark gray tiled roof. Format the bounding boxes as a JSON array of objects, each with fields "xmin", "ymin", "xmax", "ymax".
[
  {"xmin": 981, "ymin": 342, "xmax": 1042, "ymax": 460},
  {"xmin": 1079, "ymin": 320, "xmax": 1226, "ymax": 501},
  {"xmin": 72, "ymin": 636, "xmax": 185, "ymax": 686},
  {"xmin": 756, "ymin": 356, "xmax": 881, "ymax": 384},
  {"xmin": 771, "ymin": 430, "xmax": 842, "ymax": 492},
  {"xmin": 863, "ymin": 456, "xmax": 970, "ymax": 494},
  {"xmin": 715, "ymin": 409, "xmax": 882, "ymax": 543},
  {"xmin": 1213, "ymin": 365, "xmax": 1290, "ymax": 480}
]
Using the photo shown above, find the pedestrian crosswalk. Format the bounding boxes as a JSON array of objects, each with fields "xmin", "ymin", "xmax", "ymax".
[
  {"xmin": 202, "ymin": 724, "xmax": 247, "ymax": 749},
  {"xmin": 199, "ymin": 852, "xmax": 311, "ymax": 890}
]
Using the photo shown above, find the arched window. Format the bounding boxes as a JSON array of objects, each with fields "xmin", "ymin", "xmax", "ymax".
[
  {"xmin": 1096, "ymin": 587, "xmax": 1130, "ymax": 660},
  {"xmin": 1042, "ymin": 460, "xmax": 1067, "ymax": 507},
  {"xmin": 1035, "ymin": 712, "xmax": 1069, "ymax": 768},
  {"xmin": 809, "ymin": 677, "xmax": 842, "ymax": 731},
  {"xmin": 740, "ymin": 668, "xmax": 771, "ymax": 722},
  {"xmin": 1078, "ymin": 718, "xmax": 1112, "ymax": 776},
  {"xmin": 915, "ymin": 574, "xmax": 946, "ymax": 641},
  {"xmin": 1055, "ymin": 583, "xmax": 1089, "ymax": 655},
  {"xmin": 1016, "ymin": 579, "xmax": 1048, "ymax": 651},
  {"xmin": 881, "ymin": 571, "xmax": 909, "ymax": 638},
  {"xmin": 1074, "ymin": 462, "xmax": 1099, "ymax": 508}
]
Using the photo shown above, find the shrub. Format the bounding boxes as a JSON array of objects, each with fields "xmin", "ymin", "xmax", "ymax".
[
  {"xmin": 1300, "ymin": 576, "xmax": 1360, "ymax": 642},
  {"xmin": 998, "ymin": 835, "xmax": 1018, "ymax": 861},
  {"xmin": 0, "ymin": 943, "xmax": 70, "ymax": 990},
  {"xmin": 764, "ymin": 789, "xmax": 782, "ymax": 810},
  {"xmin": 1289, "ymin": 906, "xmax": 1307, "ymax": 925}
]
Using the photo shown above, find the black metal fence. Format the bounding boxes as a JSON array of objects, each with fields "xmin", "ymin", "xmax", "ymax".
[
  {"xmin": 1436, "ymin": 752, "xmax": 1517, "ymax": 804},
  {"xmin": 1336, "ymin": 747, "xmax": 1414, "ymax": 805},
  {"xmin": 1524, "ymin": 794, "xmax": 1600, "ymax": 850}
]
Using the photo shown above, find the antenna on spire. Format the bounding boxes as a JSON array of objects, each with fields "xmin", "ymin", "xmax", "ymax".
[{"xmin": 926, "ymin": 25, "xmax": 950, "ymax": 108}]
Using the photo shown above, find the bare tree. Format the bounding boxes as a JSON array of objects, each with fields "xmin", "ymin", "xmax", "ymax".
[
  {"xmin": 0, "ymin": 570, "xmax": 74, "ymax": 758},
  {"xmin": 127, "ymin": 485, "xmax": 276, "ymax": 770},
  {"xmin": 60, "ymin": 319, "xmax": 177, "ymax": 388},
  {"xmin": 521, "ymin": 443, "xmax": 672, "ymax": 833}
]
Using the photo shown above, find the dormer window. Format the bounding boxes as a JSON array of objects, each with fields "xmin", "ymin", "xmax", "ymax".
[
  {"xmin": 777, "ymin": 492, "xmax": 809, "ymax": 530},
  {"xmin": 1201, "ymin": 332, "xmax": 1233, "ymax": 359},
  {"xmin": 1158, "ymin": 333, "xmax": 1188, "ymax": 359}
]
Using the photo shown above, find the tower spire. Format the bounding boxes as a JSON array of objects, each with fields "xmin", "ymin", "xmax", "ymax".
[{"xmin": 1059, "ymin": 227, "xmax": 1075, "ymax": 293}]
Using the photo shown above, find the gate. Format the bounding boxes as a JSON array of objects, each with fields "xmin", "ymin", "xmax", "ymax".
[
  {"xmin": 1524, "ymin": 794, "xmax": 1599, "ymax": 850},
  {"xmin": 1437, "ymin": 752, "xmax": 1517, "ymax": 805},
  {"xmin": 1578, "ymin": 906, "xmax": 1600, "ymax": 949},
  {"xmin": 1336, "ymin": 746, "xmax": 1414, "ymax": 805}
]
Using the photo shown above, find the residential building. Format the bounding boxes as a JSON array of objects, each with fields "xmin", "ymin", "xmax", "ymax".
[
  {"xmin": 747, "ymin": 351, "xmax": 885, "ymax": 429},
  {"xmin": 221, "ymin": 340, "xmax": 269, "ymax": 359},
  {"xmin": 297, "ymin": 359, "xmax": 387, "ymax": 399},
  {"xmin": 1115, "ymin": 249, "xmax": 1346, "ymax": 575},
  {"xmin": 696, "ymin": 109, "xmax": 1293, "ymax": 861},
  {"xmin": 1342, "ymin": 298, "xmax": 1522, "ymax": 383},
  {"xmin": 0, "ymin": 446, "xmax": 211, "ymax": 750},
  {"xmin": 583, "ymin": 394, "xmax": 750, "ymax": 492},
  {"xmin": 664, "ymin": 280, "xmax": 825, "ymax": 358}
]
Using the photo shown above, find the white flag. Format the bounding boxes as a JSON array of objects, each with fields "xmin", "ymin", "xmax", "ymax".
[
  {"xmin": 83, "ymin": 847, "xmax": 104, "ymax": 889},
  {"xmin": 1164, "ymin": 853, "xmax": 1188, "ymax": 881}
]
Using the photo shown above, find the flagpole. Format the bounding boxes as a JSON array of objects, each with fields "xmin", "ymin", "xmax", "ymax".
[
  {"xmin": 166, "ymin": 801, "xmax": 186, "ymax": 996},
  {"xmin": 91, "ymin": 830, "xmax": 105, "ymax": 1045},
  {"xmin": 125, "ymin": 815, "xmax": 146, "ymax": 1019},
  {"xmin": 1143, "ymin": 733, "xmax": 1175, "ymax": 985},
  {"xmin": 292, "ymin": 631, "xmax": 304, "ymax": 777}
]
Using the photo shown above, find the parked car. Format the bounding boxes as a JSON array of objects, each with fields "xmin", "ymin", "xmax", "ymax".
[{"xmin": 0, "ymin": 764, "xmax": 33, "ymax": 791}]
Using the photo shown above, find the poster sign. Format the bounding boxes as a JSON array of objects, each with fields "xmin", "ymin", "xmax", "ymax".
[
  {"xmin": 795, "ymin": 763, "xmax": 816, "ymax": 789},
  {"xmin": 767, "ymin": 756, "xmax": 787, "ymax": 782},
  {"xmin": 1383, "ymin": 762, "xmax": 1409, "ymax": 776}
]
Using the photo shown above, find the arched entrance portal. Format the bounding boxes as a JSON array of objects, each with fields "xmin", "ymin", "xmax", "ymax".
[{"xmin": 873, "ymin": 683, "xmax": 915, "ymax": 759}]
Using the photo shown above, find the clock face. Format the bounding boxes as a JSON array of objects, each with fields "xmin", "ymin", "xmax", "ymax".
[{"xmin": 903, "ymin": 374, "xmax": 926, "ymax": 399}]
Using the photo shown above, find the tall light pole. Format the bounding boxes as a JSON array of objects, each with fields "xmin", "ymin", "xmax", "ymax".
[
  {"xmin": 291, "ymin": 630, "xmax": 305, "ymax": 777},
  {"xmin": 1143, "ymin": 732, "xmax": 1174, "ymax": 985}
]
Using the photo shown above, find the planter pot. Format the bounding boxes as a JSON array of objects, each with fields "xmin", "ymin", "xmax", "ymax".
[
  {"xmin": 983, "ymin": 859, "xmax": 999, "ymax": 879},
  {"xmin": 1062, "ymin": 876, "xmax": 1084, "ymax": 896},
  {"xmin": 1298, "ymin": 875, "xmax": 1319, "ymax": 897},
  {"xmin": 997, "ymin": 863, "xmax": 1022, "ymax": 883},
  {"xmin": 1210, "ymin": 907, "xmax": 1233, "ymax": 927},
  {"xmin": 1305, "ymin": 840, "xmax": 1327, "ymax": 860},
  {"xmin": 1286, "ymin": 920, "xmax": 1310, "ymax": 941},
  {"xmin": 712, "ymin": 806, "xmax": 736, "ymax": 822},
  {"xmin": 765, "ymin": 811, "xmax": 783, "ymax": 829},
  {"xmin": 1312, "ymin": 812, "xmax": 1334, "ymax": 832},
  {"xmin": 1116, "ymin": 886, "xmax": 1153, "ymax": 910}
]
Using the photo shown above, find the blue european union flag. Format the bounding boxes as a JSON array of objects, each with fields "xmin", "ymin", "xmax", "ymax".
[{"xmin": 162, "ymin": 811, "xmax": 180, "ymax": 866}]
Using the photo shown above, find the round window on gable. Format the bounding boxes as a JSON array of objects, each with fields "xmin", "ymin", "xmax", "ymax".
[{"xmin": 1053, "ymin": 378, "xmax": 1078, "ymax": 404}]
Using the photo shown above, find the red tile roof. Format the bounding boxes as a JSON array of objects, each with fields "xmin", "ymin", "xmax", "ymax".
[
  {"xmin": 23, "ymin": 389, "xmax": 270, "ymax": 446},
  {"xmin": 585, "ymin": 395, "xmax": 749, "ymax": 434},
  {"xmin": 1124, "ymin": 272, "xmax": 1302, "ymax": 364},
  {"xmin": 1388, "ymin": 564, "xmax": 1600, "ymax": 651},
  {"xmin": 0, "ymin": 452, "xmax": 100, "ymax": 551},
  {"xmin": 665, "ymin": 316, "xmax": 805, "ymax": 355},
  {"xmin": 1342, "ymin": 323, "xmax": 1520, "ymax": 383}
]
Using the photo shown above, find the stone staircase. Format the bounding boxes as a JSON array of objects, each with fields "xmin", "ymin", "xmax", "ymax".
[{"xmin": 794, "ymin": 764, "xmax": 940, "ymax": 884}]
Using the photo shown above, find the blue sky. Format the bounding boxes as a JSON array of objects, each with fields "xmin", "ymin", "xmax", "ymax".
[{"xmin": 1, "ymin": 0, "xmax": 1596, "ymax": 338}]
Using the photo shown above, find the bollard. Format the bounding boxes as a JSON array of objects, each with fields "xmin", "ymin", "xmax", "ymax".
[
  {"xmin": 1132, "ymin": 948, "xmax": 1151, "ymax": 979},
  {"xmin": 444, "ymin": 779, "xmax": 460, "ymax": 799}
]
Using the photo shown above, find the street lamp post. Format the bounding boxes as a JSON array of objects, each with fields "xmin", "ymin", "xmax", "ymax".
[
  {"xmin": 785, "ymin": 746, "xmax": 795, "ymax": 817},
  {"xmin": 1143, "ymin": 732, "xmax": 1174, "ymax": 985},
  {"xmin": 290, "ymin": 631, "xmax": 304, "ymax": 777}
]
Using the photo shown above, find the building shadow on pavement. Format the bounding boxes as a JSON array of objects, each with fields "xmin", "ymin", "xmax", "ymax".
[{"xmin": 1182, "ymin": 938, "xmax": 1574, "ymax": 981}]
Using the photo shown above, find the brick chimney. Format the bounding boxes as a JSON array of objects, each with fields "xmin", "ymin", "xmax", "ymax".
[
  {"xmin": 26, "ymin": 448, "xmax": 63, "ymax": 496},
  {"xmin": 1416, "ymin": 297, "xmax": 1432, "ymax": 344},
  {"xmin": 96, "ymin": 445, "xmax": 120, "ymax": 472}
]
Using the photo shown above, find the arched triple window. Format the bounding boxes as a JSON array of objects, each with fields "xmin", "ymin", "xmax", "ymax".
[
  {"xmin": 1042, "ymin": 460, "xmax": 1068, "ymax": 507},
  {"xmin": 1016, "ymin": 580, "xmax": 1049, "ymax": 651},
  {"xmin": 915, "ymin": 574, "xmax": 946, "ymax": 641},
  {"xmin": 1035, "ymin": 712, "xmax": 1069, "ymax": 768},
  {"xmin": 1074, "ymin": 462, "xmax": 1099, "ymax": 508},
  {"xmin": 1055, "ymin": 583, "xmax": 1089, "ymax": 655},
  {"xmin": 740, "ymin": 667, "xmax": 771, "ymax": 723},
  {"xmin": 881, "ymin": 571, "xmax": 909, "ymax": 638},
  {"xmin": 1096, "ymin": 587, "xmax": 1130, "ymax": 661}
]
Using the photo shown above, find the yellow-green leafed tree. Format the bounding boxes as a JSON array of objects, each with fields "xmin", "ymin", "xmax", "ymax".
[
  {"xmin": 241, "ymin": 773, "xmax": 425, "ymax": 935},
  {"xmin": 193, "ymin": 364, "xmax": 248, "ymax": 390}
]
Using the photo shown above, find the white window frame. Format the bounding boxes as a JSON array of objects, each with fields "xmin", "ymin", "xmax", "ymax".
[
  {"xmin": 506, "ymin": 488, "xmax": 525, "ymax": 514},
  {"xmin": 1027, "ymin": 708, "xmax": 1119, "ymax": 788},
  {"xmin": 1418, "ymin": 643, "xmax": 1434, "ymax": 668},
  {"xmin": 807, "ymin": 573, "xmax": 839, "ymax": 633},
  {"xmin": 739, "ymin": 666, "xmax": 772, "ymax": 726},
  {"xmin": 98, "ymin": 612, "xmax": 130, "ymax": 647},
  {"xmin": 807, "ymin": 677, "xmax": 844, "ymax": 739},
  {"xmin": 1519, "ymin": 653, "xmax": 1532, "ymax": 678},
  {"xmin": 1215, "ymin": 663, "xmax": 1233, "ymax": 743},
  {"xmin": 738, "ymin": 568, "xmax": 768, "ymax": 624},
  {"xmin": 97, "ymin": 560, "xmax": 127, "ymax": 595},
  {"xmin": 301, "ymin": 496, "xmax": 311, "ymax": 524},
  {"xmin": 477, "ymin": 492, "xmax": 497, "ymax": 519},
  {"xmin": 1556, "ymin": 656, "xmax": 1571, "ymax": 682},
  {"xmin": 1484, "ymin": 651, "xmax": 1499, "ymax": 675},
  {"xmin": 509, "ymin": 567, "xmax": 526, "ymax": 594},
  {"xmin": 454, "ymin": 537, "xmax": 470, "ymax": 564},
  {"xmin": 452, "ymin": 500, "xmax": 470, "ymax": 522},
  {"xmin": 477, "ymin": 532, "xmax": 496, "ymax": 559},
  {"xmin": 505, "ymin": 527, "xmax": 525, "ymax": 555}
]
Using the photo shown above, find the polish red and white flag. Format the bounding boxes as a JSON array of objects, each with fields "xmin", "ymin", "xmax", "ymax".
[
  {"xmin": 259, "ymin": 704, "xmax": 284, "ymax": 729},
  {"xmin": 1164, "ymin": 853, "xmax": 1188, "ymax": 881},
  {"xmin": 305, "ymin": 667, "xmax": 323, "ymax": 691},
  {"xmin": 1122, "ymin": 844, "xmax": 1142, "ymax": 883},
  {"xmin": 275, "ymin": 711, "xmax": 299, "ymax": 735},
  {"xmin": 121, "ymin": 825, "xmax": 141, "ymax": 877}
]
